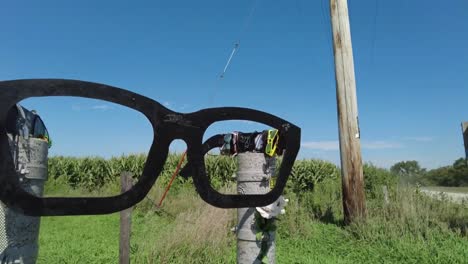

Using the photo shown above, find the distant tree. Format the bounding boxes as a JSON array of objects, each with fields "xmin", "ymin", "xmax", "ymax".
[
  {"xmin": 390, "ymin": 160, "xmax": 425, "ymax": 184},
  {"xmin": 421, "ymin": 158, "xmax": 468, "ymax": 187},
  {"xmin": 452, "ymin": 158, "xmax": 468, "ymax": 170},
  {"xmin": 449, "ymin": 158, "xmax": 468, "ymax": 186},
  {"xmin": 363, "ymin": 163, "xmax": 397, "ymax": 198},
  {"xmin": 424, "ymin": 166, "xmax": 451, "ymax": 186}
]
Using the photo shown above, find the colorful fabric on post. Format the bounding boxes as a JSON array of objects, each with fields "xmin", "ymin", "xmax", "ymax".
[
  {"xmin": 220, "ymin": 131, "xmax": 263, "ymax": 156},
  {"xmin": 265, "ymin": 129, "xmax": 279, "ymax": 157},
  {"xmin": 254, "ymin": 133, "xmax": 264, "ymax": 152},
  {"xmin": 220, "ymin": 134, "xmax": 233, "ymax": 155},
  {"xmin": 235, "ymin": 131, "xmax": 260, "ymax": 153}
]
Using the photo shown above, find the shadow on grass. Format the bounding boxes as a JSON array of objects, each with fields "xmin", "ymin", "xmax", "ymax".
[
  {"xmin": 313, "ymin": 206, "xmax": 345, "ymax": 227},
  {"xmin": 447, "ymin": 216, "xmax": 468, "ymax": 236}
]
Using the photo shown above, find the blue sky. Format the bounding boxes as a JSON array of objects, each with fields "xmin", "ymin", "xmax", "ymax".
[{"xmin": 1, "ymin": 0, "xmax": 467, "ymax": 169}]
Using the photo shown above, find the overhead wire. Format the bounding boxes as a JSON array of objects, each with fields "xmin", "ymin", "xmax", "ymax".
[
  {"xmin": 208, "ymin": 0, "xmax": 260, "ymax": 106},
  {"xmin": 370, "ymin": 0, "xmax": 379, "ymax": 68},
  {"xmin": 320, "ymin": 0, "xmax": 333, "ymax": 55},
  {"xmin": 220, "ymin": 42, "xmax": 240, "ymax": 79}
]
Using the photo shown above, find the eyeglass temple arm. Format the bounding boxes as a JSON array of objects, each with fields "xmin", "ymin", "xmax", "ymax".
[{"xmin": 178, "ymin": 134, "xmax": 225, "ymax": 179}]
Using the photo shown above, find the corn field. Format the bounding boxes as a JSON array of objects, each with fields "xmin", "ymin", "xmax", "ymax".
[{"xmin": 47, "ymin": 154, "xmax": 342, "ymax": 192}]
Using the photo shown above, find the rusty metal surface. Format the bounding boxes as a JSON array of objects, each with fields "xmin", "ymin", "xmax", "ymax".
[{"xmin": 0, "ymin": 79, "xmax": 301, "ymax": 216}]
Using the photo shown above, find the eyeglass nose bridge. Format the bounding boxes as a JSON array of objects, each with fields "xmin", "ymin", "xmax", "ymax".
[{"xmin": 158, "ymin": 112, "xmax": 206, "ymax": 141}]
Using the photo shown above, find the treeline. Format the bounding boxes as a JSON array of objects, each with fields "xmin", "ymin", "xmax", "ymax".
[{"xmin": 390, "ymin": 158, "xmax": 468, "ymax": 187}]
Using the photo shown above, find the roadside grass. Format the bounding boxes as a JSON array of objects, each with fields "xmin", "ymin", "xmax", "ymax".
[
  {"xmin": 37, "ymin": 214, "xmax": 120, "ymax": 264},
  {"xmin": 421, "ymin": 186, "xmax": 468, "ymax": 194},
  {"xmin": 37, "ymin": 205, "xmax": 468, "ymax": 264},
  {"xmin": 37, "ymin": 179, "xmax": 468, "ymax": 263}
]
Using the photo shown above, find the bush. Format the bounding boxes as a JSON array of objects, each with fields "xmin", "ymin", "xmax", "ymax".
[
  {"xmin": 298, "ymin": 177, "xmax": 343, "ymax": 224},
  {"xmin": 422, "ymin": 158, "xmax": 468, "ymax": 187},
  {"xmin": 287, "ymin": 159, "xmax": 340, "ymax": 193},
  {"xmin": 294, "ymin": 163, "xmax": 399, "ymax": 224},
  {"xmin": 363, "ymin": 163, "xmax": 398, "ymax": 199}
]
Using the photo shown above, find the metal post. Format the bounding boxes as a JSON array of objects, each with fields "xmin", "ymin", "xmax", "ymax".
[
  {"xmin": 330, "ymin": 0, "xmax": 366, "ymax": 224},
  {"xmin": 236, "ymin": 153, "xmax": 276, "ymax": 264}
]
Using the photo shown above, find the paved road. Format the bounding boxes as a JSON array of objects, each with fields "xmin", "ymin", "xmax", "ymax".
[{"xmin": 420, "ymin": 189, "xmax": 468, "ymax": 204}]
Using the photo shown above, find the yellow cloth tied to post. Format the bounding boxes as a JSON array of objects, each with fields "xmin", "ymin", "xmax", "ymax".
[{"xmin": 265, "ymin": 129, "xmax": 279, "ymax": 157}]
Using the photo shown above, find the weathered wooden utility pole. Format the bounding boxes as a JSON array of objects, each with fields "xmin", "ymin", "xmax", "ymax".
[
  {"xmin": 329, "ymin": 0, "xmax": 366, "ymax": 224},
  {"xmin": 120, "ymin": 172, "xmax": 133, "ymax": 264},
  {"xmin": 462, "ymin": 122, "xmax": 468, "ymax": 159}
]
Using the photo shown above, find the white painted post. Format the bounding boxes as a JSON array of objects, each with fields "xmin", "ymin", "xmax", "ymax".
[
  {"xmin": 236, "ymin": 153, "xmax": 276, "ymax": 264},
  {"xmin": 382, "ymin": 185, "xmax": 389, "ymax": 206}
]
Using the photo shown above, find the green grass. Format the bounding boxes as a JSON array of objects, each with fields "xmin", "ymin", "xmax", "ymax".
[
  {"xmin": 276, "ymin": 223, "xmax": 468, "ymax": 264},
  {"xmin": 37, "ymin": 214, "xmax": 120, "ymax": 264},
  {"xmin": 36, "ymin": 158, "xmax": 468, "ymax": 263},
  {"xmin": 37, "ymin": 212, "xmax": 468, "ymax": 264},
  {"xmin": 36, "ymin": 184, "xmax": 468, "ymax": 264},
  {"xmin": 421, "ymin": 186, "xmax": 468, "ymax": 194}
]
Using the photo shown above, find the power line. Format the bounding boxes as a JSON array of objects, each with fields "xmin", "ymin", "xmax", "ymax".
[
  {"xmin": 208, "ymin": 0, "xmax": 260, "ymax": 106},
  {"xmin": 320, "ymin": 0, "xmax": 333, "ymax": 55},
  {"xmin": 370, "ymin": 0, "xmax": 379, "ymax": 68},
  {"xmin": 220, "ymin": 41, "xmax": 240, "ymax": 79}
]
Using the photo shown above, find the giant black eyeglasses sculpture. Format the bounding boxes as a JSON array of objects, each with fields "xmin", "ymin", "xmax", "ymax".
[{"xmin": 0, "ymin": 79, "xmax": 300, "ymax": 216}]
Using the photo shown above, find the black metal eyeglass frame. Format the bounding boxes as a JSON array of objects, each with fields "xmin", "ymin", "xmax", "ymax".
[{"xmin": 0, "ymin": 79, "xmax": 300, "ymax": 216}]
